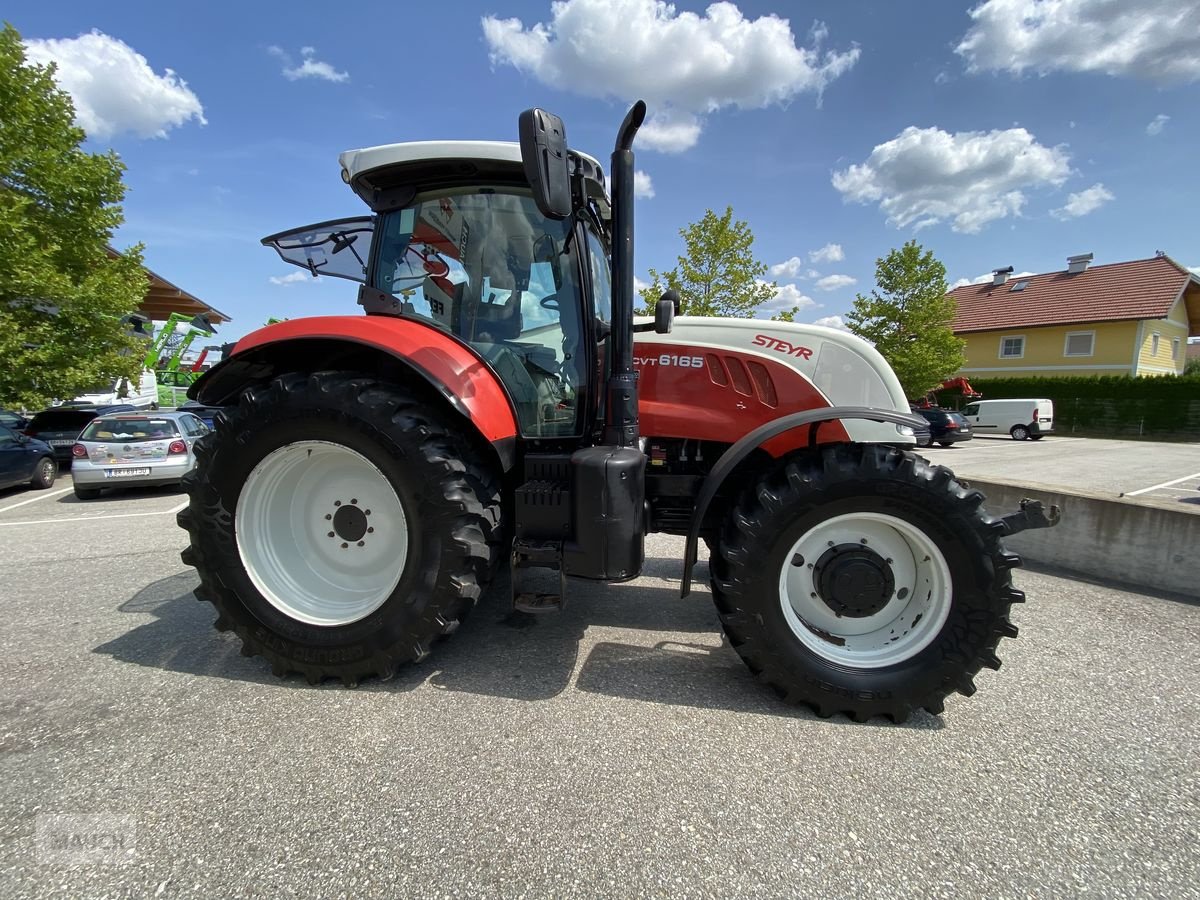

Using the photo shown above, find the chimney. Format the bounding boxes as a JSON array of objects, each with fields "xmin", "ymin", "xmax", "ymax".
[
  {"xmin": 1067, "ymin": 252, "xmax": 1093, "ymax": 274},
  {"xmin": 992, "ymin": 266, "xmax": 1014, "ymax": 286}
]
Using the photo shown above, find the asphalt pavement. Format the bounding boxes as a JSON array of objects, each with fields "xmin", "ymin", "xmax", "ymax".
[
  {"xmin": 1, "ymin": 484, "xmax": 1197, "ymax": 897},
  {"xmin": 922, "ymin": 435, "xmax": 1200, "ymax": 512}
]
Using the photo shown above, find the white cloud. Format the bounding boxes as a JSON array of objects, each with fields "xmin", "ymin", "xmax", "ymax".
[
  {"xmin": 1051, "ymin": 183, "xmax": 1114, "ymax": 219},
  {"xmin": 955, "ymin": 0, "xmax": 1200, "ymax": 83},
  {"xmin": 832, "ymin": 126, "xmax": 1071, "ymax": 233},
  {"xmin": 812, "ymin": 315, "xmax": 850, "ymax": 331},
  {"xmin": 809, "ymin": 243, "xmax": 844, "ymax": 263},
  {"xmin": 638, "ymin": 111, "xmax": 704, "ymax": 153},
  {"xmin": 815, "ymin": 274, "xmax": 856, "ymax": 291},
  {"xmin": 634, "ymin": 275, "xmax": 650, "ymax": 294},
  {"xmin": 267, "ymin": 46, "xmax": 349, "ymax": 83},
  {"xmin": 769, "ymin": 256, "xmax": 805, "ymax": 278},
  {"xmin": 269, "ymin": 272, "xmax": 313, "ymax": 286},
  {"xmin": 23, "ymin": 31, "xmax": 205, "ymax": 139},
  {"xmin": 482, "ymin": 0, "xmax": 859, "ymax": 152},
  {"xmin": 759, "ymin": 282, "xmax": 817, "ymax": 316},
  {"xmin": 1146, "ymin": 114, "xmax": 1170, "ymax": 136},
  {"xmin": 951, "ymin": 270, "xmax": 1036, "ymax": 288},
  {"xmin": 634, "ymin": 170, "xmax": 655, "ymax": 199}
]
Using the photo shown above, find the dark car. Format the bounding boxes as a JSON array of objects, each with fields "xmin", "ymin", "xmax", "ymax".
[
  {"xmin": 912, "ymin": 407, "xmax": 973, "ymax": 447},
  {"xmin": 0, "ymin": 424, "xmax": 57, "ymax": 492},
  {"xmin": 24, "ymin": 405, "xmax": 137, "ymax": 463},
  {"xmin": 0, "ymin": 408, "xmax": 30, "ymax": 431},
  {"xmin": 177, "ymin": 400, "xmax": 223, "ymax": 429}
]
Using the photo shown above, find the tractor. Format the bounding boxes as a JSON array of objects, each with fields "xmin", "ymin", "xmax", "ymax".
[{"xmin": 178, "ymin": 102, "xmax": 1058, "ymax": 722}]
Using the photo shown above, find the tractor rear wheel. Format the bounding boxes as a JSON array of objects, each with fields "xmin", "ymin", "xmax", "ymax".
[
  {"xmin": 178, "ymin": 372, "xmax": 502, "ymax": 685},
  {"xmin": 710, "ymin": 443, "xmax": 1022, "ymax": 722}
]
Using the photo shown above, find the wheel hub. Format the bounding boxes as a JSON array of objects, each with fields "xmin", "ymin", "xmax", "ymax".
[
  {"xmin": 332, "ymin": 503, "xmax": 368, "ymax": 542},
  {"xmin": 813, "ymin": 544, "xmax": 895, "ymax": 618}
]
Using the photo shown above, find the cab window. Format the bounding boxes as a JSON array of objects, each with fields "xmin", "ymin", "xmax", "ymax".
[{"xmin": 371, "ymin": 188, "xmax": 584, "ymax": 438}]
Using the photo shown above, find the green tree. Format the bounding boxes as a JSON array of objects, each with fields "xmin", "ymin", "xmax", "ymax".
[
  {"xmin": 846, "ymin": 240, "xmax": 966, "ymax": 398},
  {"xmin": 638, "ymin": 206, "xmax": 777, "ymax": 317},
  {"xmin": 0, "ymin": 23, "xmax": 147, "ymax": 410}
]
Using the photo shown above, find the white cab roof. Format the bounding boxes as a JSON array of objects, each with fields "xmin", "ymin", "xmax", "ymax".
[{"xmin": 338, "ymin": 140, "xmax": 601, "ymax": 184}]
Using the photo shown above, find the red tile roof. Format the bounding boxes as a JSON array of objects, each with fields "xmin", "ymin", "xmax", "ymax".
[{"xmin": 949, "ymin": 256, "xmax": 1195, "ymax": 333}]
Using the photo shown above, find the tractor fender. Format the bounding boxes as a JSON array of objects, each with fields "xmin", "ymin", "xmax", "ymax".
[
  {"xmin": 190, "ymin": 316, "xmax": 519, "ymax": 470},
  {"xmin": 680, "ymin": 406, "xmax": 926, "ymax": 597}
]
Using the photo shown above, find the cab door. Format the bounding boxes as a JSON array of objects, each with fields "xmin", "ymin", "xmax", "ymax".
[{"xmin": 261, "ymin": 217, "xmax": 375, "ymax": 282}]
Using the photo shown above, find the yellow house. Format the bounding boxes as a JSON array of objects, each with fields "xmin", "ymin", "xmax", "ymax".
[{"xmin": 948, "ymin": 254, "xmax": 1200, "ymax": 378}]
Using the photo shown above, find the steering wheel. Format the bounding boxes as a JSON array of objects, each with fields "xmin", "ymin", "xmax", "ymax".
[{"xmin": 539, "ymin": 294, "xmax": 559, "ymax": 311}]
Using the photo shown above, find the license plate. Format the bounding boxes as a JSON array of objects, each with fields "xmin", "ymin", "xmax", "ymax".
[
  {"xmin": 49, "ymin": 439, "xmax": 74, "ymax": 446},
  {"xmin": 105, "ymin": 467, "xmax": 151, "ymax": 478}
]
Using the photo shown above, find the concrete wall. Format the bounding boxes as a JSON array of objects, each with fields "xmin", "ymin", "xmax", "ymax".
[{"xmin": 968, "ymin": 477, "xmax": 1200, "ymax": 599}]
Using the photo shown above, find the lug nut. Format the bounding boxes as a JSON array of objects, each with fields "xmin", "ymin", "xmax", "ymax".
[
  {"xmin": 327, "ymin": 531, "xmax": 335, "ymax": 538},
  {"xmin": 341, "ymin": 542, "xmax": 348, "ymax": 549},
  {"xmin": 367, "ymin": 527, "xmax": 374, "ymax": 534},
  {"xmin": 334, "ymin": 500, "xmax": 341, "ymax": 507},
  {"xmin": 325, "ymin": 513, "xmax": 332, "ymax": 520},
  {"xmin": 357, "ymin": 541, "xmax": 364, "ymax": 547},
  {"xmin": 351, "ymin": 498, "xmax": 358, "ymax": 505}
]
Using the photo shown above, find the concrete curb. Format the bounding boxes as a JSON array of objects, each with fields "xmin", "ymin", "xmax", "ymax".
[{"xmin": 968, "ymin": 477, "xmax": 1200, "ymax": 599}]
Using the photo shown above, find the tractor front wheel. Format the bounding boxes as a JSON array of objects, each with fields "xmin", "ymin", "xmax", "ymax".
[
  {"xmin": 710, "ymin": 443, "xmax": 1022, "ymax": 722},
  {"xmin": 178, "ymin": 372, "xmax": 502, "ymax": 685}
]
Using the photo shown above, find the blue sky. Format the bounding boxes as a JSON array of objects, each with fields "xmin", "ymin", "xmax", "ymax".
[{"xmin": 11, "ymin": 0, "xmax": 1200, "ymax": 340}]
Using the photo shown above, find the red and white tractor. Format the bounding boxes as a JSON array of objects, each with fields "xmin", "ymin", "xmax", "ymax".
[{"xmin": 178, "ymin": 103, "xmax": 1057, "ymax": 721}]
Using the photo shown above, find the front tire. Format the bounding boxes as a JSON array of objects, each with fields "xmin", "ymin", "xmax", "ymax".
[
  {"xmin": 1010, "ymin": 424, "xmax": 1030, "ymax": 441},
  {"xmin": 31, "ymin": 457, "xmax": 57, "ymax": 489},
  {"xmin": 710, "ymin": 444, "xmax": 1022, "ymax": 722},
  {"xmin": 178, "ymin": 372, "xmax": 503, "ymax": 685}
]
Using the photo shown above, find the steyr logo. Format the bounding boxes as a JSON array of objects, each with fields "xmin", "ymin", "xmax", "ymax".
[{"xmin": 753, "ymin": 334, "xmax": 813, "ymax": 360}]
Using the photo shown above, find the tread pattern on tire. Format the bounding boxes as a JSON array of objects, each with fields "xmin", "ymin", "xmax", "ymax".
[
  {"xmin": 177, "ymin": 371, "xmax": 502, "ymax": 686},
  {"xmin": 709, "ymin": 442, "xmax": 1023, "ymax": 723}
]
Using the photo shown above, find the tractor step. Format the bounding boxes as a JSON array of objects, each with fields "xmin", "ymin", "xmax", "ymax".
[{"xmin": 511, "ymin": 539, "xmax": 567, "ymax": 613}]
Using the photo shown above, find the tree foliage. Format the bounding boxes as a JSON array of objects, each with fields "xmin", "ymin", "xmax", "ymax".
[
  {"xmin": 846, "ymin": 240, "xmax": 966, "ymax": 398},
  {"xmin": 638, "ymin": 206, "xmax": 777, "ymax": 318},
  {"xmin": 0, "ymin": 23, "xmax": 147, "ymax": 410}
]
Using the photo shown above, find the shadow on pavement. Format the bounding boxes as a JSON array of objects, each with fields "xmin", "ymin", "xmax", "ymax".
[{"xmin": 97, "ymin": 557, "xmax": 939, "ymax": 727}]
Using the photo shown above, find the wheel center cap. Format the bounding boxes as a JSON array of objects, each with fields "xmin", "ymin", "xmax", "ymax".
[
  {"xmin": 332, "ymin": 505, "xmax": 368, "ymax": 542},
  {"xmin": 813, "ymin": 544, "xmax": 895, "ymax": 618}
]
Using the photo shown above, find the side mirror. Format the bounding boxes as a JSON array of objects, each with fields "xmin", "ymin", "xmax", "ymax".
[
  {"xmin": 655, "ymin": 290, "xmax": 677, "ymax": 334},
  {"xmin": 518, "ymin": 108, "xmax": 572, "ymax": 220}
]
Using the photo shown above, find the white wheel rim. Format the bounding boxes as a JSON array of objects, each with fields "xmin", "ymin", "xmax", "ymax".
[
  {"xmin": 236, "ymin": 441, "xmax": 408, "ymax": 626},
  {"xmin": 778, "ymin": 512, "xmax": 952, "ymax": 668}
]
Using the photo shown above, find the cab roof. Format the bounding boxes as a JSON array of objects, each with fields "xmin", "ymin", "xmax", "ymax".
[{"xmin": 338, "ymin": 140, "xmax": 606, "ymax": 214}]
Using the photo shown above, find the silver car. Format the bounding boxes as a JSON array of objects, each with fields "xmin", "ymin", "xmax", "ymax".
[{"xmin": 71, "ymin": 411, "xmax": 209, "ymax": 500}]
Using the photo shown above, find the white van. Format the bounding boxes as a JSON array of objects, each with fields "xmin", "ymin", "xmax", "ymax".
[
  {"xmin": 71, "ymin": 369, "xmax": 160, "ymax": 410},
  {"xmin": 961, "ymin": 399, "xmax": 1054, "ymax": 441}
]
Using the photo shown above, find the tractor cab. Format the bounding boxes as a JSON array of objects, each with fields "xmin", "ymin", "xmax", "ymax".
[{"xmin": 263, "ymin": 144, "xmax": 616, "ymax": 441}]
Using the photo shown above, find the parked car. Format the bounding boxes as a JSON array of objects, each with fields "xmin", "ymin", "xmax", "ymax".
[
  {"xmin": 70, "ymin": 369, "xmax": 160, "ymax": 409},
  {"xmin": 912, "ymin": 407, "xmax": 973, "ymax": 447},
  {"xmin": 0, "ymin": 424, "xmax": 57, "ymax": 492},
  {"xmin": 70, "ymin": 411, "xmax": 209, "ymax": 499},
  {"xmin": 24, "ymin": 405, "xmax": 138, "ymax": 463},
  {"xmin": 0, "ymin": 408, "xmax": 30, "ymax": 431},
  {"xmin": 961, "ymin": 399, "xmax": 1054, "ymax": 441},
  {"xmin": 177, "ymin": 399, "xmax": 223, "ymax": 429}
]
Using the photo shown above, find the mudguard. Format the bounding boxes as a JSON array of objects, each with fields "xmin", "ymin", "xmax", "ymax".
[{"xmin": 190, "ymin": 316, "xmax": 519, "ymax": 466}]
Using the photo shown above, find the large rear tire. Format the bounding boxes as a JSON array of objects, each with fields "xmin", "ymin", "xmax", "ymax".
[
  {"xmin": 178, "ymin": 372, "xmax": 502, "ymax": 685},
  {"xmin": 1010, "ymin": 424, "xmax": 1030, "ymax": 441},
  {"xmin": 710, "ymin": 443, "xmax": 1022, "ymax": 722}
]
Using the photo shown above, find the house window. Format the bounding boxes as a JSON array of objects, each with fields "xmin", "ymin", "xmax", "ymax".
[
  {"xmin": 999, "ymin": 335, "xmax": 1025, "ymax": 359},
  {"xmin": 1063, "ymin": 331, "xmax": 1095, "ymax": 357},
  {"xmin": 1173, "ymin": 338, "xmax": 1181, "ymax": 360},
  {"xmin": 1151, "ymin": 333, "xmax": 1160, "ymax": 356}
]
